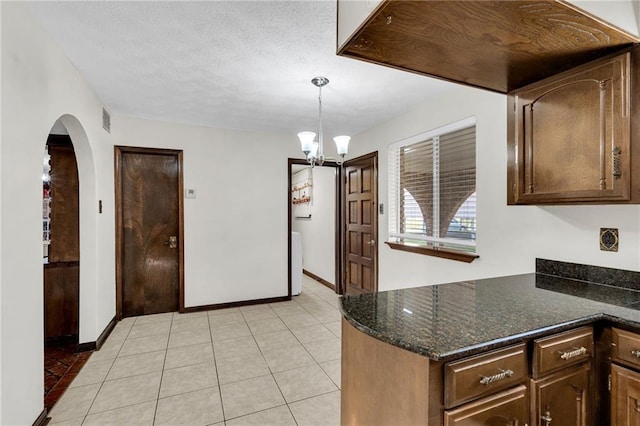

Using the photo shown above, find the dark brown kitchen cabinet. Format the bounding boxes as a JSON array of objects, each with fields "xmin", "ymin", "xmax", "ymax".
[
  {"xmin": 444, "ymin": 385, "xmax": 528, "ymax": 426},
  {"xmin": 344, "ymin": 320, "xmax": 600, "ymax": 425},
  {"xmin": 337, "ymin": 1, "xmax": 638, "ymax": 94},
  {"xmin": 507, "ymin": 49, "xmax": 640, "ymax": 204},
  {"xmin": 611, "ymin": 328, "xmax": 640, "ymax": 425},
  {"xmin": 530, "ymin": 362, "xmax": 591, "ymax": 426},
  {"xmin": 610, "ymin": 364, "xmax": 640, "ymax": 426}
]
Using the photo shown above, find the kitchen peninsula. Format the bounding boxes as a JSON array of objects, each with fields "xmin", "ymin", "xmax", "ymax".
[{"xmin": 340, "ymin": 259, "xmax": 640, "ymax": 425}]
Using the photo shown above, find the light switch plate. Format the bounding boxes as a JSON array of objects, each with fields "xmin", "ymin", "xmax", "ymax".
[
  {"xmin": 185, "ymin": 188, "xmax": 196, "ymax": 199},
  {"xmin": 600, "ymin": 228, "xmax": 618, "ymax": 252}
]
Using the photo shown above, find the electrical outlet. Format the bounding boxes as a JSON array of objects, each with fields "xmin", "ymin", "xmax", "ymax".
[{"xmin": 600, "ymin": 228, "xmax": 619, "ymax": 252}]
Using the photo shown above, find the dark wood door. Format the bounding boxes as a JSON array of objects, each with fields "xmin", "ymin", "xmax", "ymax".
[
  {"xmin": 116, "ymin": 147, "xmax": 183, "ymax": 318},
  {"xmin": 44, "ymin": 137, "xmax": 80, "ymax": 340},
  {"xmin": 611, "ymin": 363, "xmax": 640, "ymax": 426},
  {"xmin": 531, "ymin": 362, "xmax": 590, "ymax": 426},
  {"xmin": 343, "ymin": 152, "xmax": 377, "ymax": 295}
]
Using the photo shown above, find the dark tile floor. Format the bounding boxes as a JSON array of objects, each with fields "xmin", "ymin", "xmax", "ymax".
[{"xmin": 44, "ymin": 341, "xmax": 92, "ymax": 410}]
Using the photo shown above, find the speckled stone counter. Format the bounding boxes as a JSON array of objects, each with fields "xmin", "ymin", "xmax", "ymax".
[{"xmin": 340, "ymin": 273, "xmax": 640, "ymax": 362}]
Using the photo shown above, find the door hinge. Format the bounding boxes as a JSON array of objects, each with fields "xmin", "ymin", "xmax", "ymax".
[{"xmin": 608, "ymin": 373, "xmax": 612, "ymax": 391}]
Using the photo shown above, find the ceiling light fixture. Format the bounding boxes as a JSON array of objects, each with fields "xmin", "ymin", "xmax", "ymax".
[{"xmin": 297, "ymin": 77, "xmax": 350, "ymax": 167}]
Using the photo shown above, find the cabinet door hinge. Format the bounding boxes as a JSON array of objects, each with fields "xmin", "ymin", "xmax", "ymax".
[{"xmin": 608, "ymin": 373, "xmax": 612, "ymax": 391}]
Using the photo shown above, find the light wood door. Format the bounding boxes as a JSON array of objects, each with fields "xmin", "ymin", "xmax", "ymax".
[
  {"xmin": 531, "ymin": 362, "xmax": 590, "ymax": 426},
  {"xmin": 343, "ymin": 152, "xmax": 377, "ymax": 295},
  {"xmin": 611, "ymin": 363, "xmax": 640, "ymax": 426},
  {"xmin": 115, "ymin": 147, "xmax": 184, "ymax": 318}
]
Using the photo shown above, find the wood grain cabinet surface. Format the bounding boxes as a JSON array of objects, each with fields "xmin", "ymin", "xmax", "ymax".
[
  {"xmin": 530, "ymin": 362, "xmax": 591, "ymax": 426},
  {"xmin": 342, "ymin": 319, "xmax": 601, "ymax": 425},
  {"xmin": 337, "ymin": 0, "xmax": 638, "ymax": 93},
  {"xmin": 507, "ymin": 49, "xmax": 640, "ymax": 205},
  {"xmin": 611, "ymin": 363, "xmax": 640, "ymax": 426},
  {"xmin": 610, "ymin": 328, "xmax": 640, "ymax": 426},
  {"xmin": 444, "ymin": 385, "xmax": 528, "ymax": 426}
]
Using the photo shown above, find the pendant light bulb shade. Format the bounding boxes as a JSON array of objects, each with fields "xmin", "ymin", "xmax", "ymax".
[
  {"xmin": 333, "ymin": 135, "xmax": 350, "ymax": 156},
  {"xmin": 297, "ymin": 131, "xmax": 316, "ymax": 155},
  {"xmin": 309, "ymin": 142, "xmax": 319, "ymax": 160}
]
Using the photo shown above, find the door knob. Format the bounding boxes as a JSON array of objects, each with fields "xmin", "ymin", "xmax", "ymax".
[
  {"xmin": 164, "ymin": 236, "xmax": 177, "ymax": 249},
  {"xmin": 366, "ymin": 240, "xmax": 375, "ymax": 246}
]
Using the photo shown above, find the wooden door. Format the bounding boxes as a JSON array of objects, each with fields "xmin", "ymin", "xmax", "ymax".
[
  {"xmin": 611, "ymin": 364, "xmax": 640, "ymax": 426},
  {"xmin": 44, "ymin": 137, "xmax": 80, "ymax": 340},
  {"xmin": 531, "ymin": 362, "xmax": 591, "ymax": 426},
  {"xmin": 343, "ymin": 152, "xmax": 377, "ymax": 295},
  {"xmin": 115, "ymin": 147, "xmax": 184, "ymax": 318}
]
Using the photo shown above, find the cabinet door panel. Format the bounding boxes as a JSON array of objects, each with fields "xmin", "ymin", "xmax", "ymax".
[
  {"xmin": 531, "ymin": 362, "xmax": 590, "ymax": 426},
  {"xmin": 611, "ymin": 363, "xmax": 640, "ymax": 426},
  {"xmin": 444, "ymin": 385, "xmax": 527, "ymax": 426},
  {"xmin": 508, "ymin": 51, "xmax": 631, "ymax": 204}
]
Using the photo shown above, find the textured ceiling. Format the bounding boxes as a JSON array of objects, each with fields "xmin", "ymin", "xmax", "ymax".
[{"xmin": 28, "ymin": 1, "xmax": 454, "ymax": 139}]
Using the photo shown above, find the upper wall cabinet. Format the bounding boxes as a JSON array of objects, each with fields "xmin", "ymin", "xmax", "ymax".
[
  {"xmin": 336, "ymin": 0, "xmax": 639, "ymax": 93},
  {"xmin": 507, "ymin": 48, "xmax": 640, "ymax": 204}
]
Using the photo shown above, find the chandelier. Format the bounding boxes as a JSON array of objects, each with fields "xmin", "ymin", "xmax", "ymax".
[{"xmin": 297, "ymin": 77, "xmax": 350, "ymax": 166}]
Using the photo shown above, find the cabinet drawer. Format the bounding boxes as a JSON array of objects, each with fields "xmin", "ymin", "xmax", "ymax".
[
  {"xmin": 444, "ymin": 343, "xmax": 527, "ymax": 409},
  {"xmin": 444, "ymin": 384, "xmax": 528, "ymax": 426},
  {"xmin": 612, "ymin": 328, "xmax": 640, "ymax": 369},
  {"xmin": 532, "ymin": 326, "xmax": 593, "ymax": 378}
]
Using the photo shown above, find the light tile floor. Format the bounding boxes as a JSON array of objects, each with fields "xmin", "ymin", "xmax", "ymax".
[{"xmin": 48, "ymin": 276, "xmax": 342, "ymax": 426}]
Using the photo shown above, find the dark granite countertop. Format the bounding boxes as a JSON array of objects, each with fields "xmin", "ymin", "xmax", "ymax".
[{"xmin": 339, "ymin": 273, "xmax": 640, "ymax": 362}]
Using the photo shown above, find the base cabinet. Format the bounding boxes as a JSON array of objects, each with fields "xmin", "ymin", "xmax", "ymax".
[
  {"xmin": 444, "ymin": 385, "xmax": 528, "ymax": 426},
  {"xmin": 530, "ymin": 363, "xmax": 591, "ymax": 426},
  {"xmin": 611, "ymin": 363, "xmax": 640, "ymax": 425},
  {"xmin": 342, "ymin": 320, "xmax": 598, "ymax": 425},
  {"xmin": 611, "ymin": 328, "xmax": 640, "ymax": 425}
]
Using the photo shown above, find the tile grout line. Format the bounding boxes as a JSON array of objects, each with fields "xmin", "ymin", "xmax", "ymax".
[
  {"xmin": 151, "ymin": 313, "xmax": 173, "ymax": 425},
  {"xmin": 208, "ymin": 310, "xmax": 227, "ymax": 423},
  {"xmin": 77, "ymin": 316, "xmax": 136, "ymax": 424}
]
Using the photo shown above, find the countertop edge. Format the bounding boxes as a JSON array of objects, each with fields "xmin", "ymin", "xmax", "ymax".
[{"xmin": 341, "ymin": 311, "xmax": 611, "ymax": 362}]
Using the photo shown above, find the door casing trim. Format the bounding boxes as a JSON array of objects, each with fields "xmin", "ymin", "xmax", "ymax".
[
  {"xmin": 288, "ymin": 158, "xmax": 343, "ymax": 296},
  {"xmin": 114, "ymin": 146, "xmax": 185, "ymax": 319}
]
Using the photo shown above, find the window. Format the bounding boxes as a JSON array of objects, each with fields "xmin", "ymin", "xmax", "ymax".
[{"xmin": 388, "ymin": 118, "xmax": 477, "ymax": 258}]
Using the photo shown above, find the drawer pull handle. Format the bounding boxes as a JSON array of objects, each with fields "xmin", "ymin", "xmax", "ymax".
[
  {"xmin": 559, "ymin": 346, "xmax": 587, "ymax": 360},
  {"xmin": 479, "ymin": 369, "xmax": 514, "ymax": 385},
  {"xmin": 630, "ymin": 350, "xmax": 640, "ymax": 359}
]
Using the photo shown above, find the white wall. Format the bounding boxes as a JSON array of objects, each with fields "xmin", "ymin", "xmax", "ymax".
[
  {"xmin": 292, "ymin": 166, "xmax": 336, "ymax": 285},
  {"xmin": 568, "ymin": 0, "xmax": 639, "ymax": 36},
  {"xmin": 347, "ymin": 83, "xmax": 640, "ymax": 291},
  {"xmin": 1, "ymin": 3, "xmax": 115, "ymax": 423},
  {"xmin": 113, "ymin": 115, "xmax": 300, "ymax": 306}
]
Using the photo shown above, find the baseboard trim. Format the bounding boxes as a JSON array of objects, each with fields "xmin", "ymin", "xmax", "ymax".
[
  {"xmin": 76, "ymin": 315, "xmax": 117, "ymax": 353},
  {"xmin": 96, "ymin": 316, "xmax": 117, "ymax": 350},
  {"xmin": 76, "ymin": 341, "xmax": 96, "ymax": 352},
  {"xmin": 303, "ymin": 269, "xmax": 336, "ymax": 291},
  {"xmin": 183, "ymin": 295, "xmax": 291, "ymax": 313},
  {"xmin": 32, "ymin": 408, "xmax": 48, "ymax": 426}
]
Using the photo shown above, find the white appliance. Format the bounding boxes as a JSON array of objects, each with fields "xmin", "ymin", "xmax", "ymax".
[{"xmin": 291, "ymin": 232, "xmax": 302, "ymax": 295}]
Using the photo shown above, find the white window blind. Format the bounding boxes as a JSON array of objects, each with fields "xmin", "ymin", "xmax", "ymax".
[{"xmin": 389, "ymin": 119, "xmax": 476, "ymax": 252}]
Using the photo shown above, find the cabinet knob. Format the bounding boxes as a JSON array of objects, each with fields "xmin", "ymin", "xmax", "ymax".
[{"xmin": 630, "ymin": 349, "xmax": 640, "ymax": 358}]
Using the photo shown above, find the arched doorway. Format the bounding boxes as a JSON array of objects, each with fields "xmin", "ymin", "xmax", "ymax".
[{"xmin": 42, "ymin": 115, "xmax": 97, "ymax": 411}]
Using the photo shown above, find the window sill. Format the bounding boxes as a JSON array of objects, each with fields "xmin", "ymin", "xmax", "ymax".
[{"xmin": 385, "ymin": 241, "xmax": 479, "ymax": 263}]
